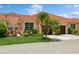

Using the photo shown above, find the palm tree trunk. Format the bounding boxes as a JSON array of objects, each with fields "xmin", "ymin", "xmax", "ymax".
[
  {"xmin": 45, "ymin": 27, "xmax": 49, "ymax": 38},
  {"xmin": 40, "ymin": 23, "xmax": 44, "ymax": 38}
]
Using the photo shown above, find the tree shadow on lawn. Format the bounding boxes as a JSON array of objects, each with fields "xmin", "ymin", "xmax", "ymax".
[
  {"xmin": 0, "ymin": 36, "xmax": 7, "ymax": 38},
  {"xmin": 43, "ymin": 37, "xmax": 62, "ymax": 42},
  {"xmin": 42, "ymin": 37, "xmax": 62, "ymax": 42},
  {"xmin": 51, "ymin": 38, "xmax": 62, "ymax": 42}
]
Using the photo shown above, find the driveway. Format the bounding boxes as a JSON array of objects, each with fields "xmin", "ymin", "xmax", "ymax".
[
  {"xmin": 0, "ymin": 39, "xmax": 79, "ymax": 54},
  {"xmin": 46, "ymin": 34, "xmax": 79, "ymax": 40}
]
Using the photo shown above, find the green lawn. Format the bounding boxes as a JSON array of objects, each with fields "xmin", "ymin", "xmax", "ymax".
[{"xmin": 0, "ymin": 36, "xmax": 52, "ymax": 45}]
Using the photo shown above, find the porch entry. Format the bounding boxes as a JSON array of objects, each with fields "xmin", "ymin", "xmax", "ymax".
[
  {"xmin": 42, "ymin": 25, "xmax": 67, "ymax": 35},
  {"xmin": 60, "ymin": 25, "xmax": 66, "ymax": 34}
]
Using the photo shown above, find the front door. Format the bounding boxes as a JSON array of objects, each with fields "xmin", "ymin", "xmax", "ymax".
[{"xmin": 60, "ymin": 26, "xmax": 66, "ymax": 34}]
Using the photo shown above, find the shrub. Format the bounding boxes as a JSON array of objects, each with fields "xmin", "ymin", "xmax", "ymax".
[
  {"xmin": 54, "ymin": 29, "xmax": 60, "ymax": 35},
  {"xmin": 30, "ymin": 29, "xmax": 38, "ymax": 34},
  {"xmin": 68, "ymin": 27, "xmax": 75, "ymax": 34},
  {"xmin": 0, "ymin": 20, "xmax": 7, "ymax": 37},
  {"xmin": 74, "ymin": 32, "xmax": 79, "ymax": 35},
  {"xmin": 24, "ymin": 29, "xmax": 38, "ymax": 37},
  {"xmin": 12, "ymin": 33, "xmax": 17, "ymax": 37},
  {"xmin": 24, "ymin": 29, "xmax": 32, "ymax": 35},
  {"xmin": 23, "ymin": 33, "xmax": 29, "ymax": 37},
  {"xmin": 72, "ymin": 30, "xmax": 79, "ymax": 35}
]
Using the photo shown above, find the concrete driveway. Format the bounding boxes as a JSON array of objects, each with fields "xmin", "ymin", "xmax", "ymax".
[
  {"xmin": 0, "ymin": 39, "xmax": 79, "ymax": 54},
  {"xmin": 46, "ymin": 34, "xmax": 79, "ymax": 40}
]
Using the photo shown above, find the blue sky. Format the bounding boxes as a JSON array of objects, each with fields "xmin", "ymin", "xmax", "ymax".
[{"xmin": 0, "ymin": 4, "xmax": 79, "ymax": 18}]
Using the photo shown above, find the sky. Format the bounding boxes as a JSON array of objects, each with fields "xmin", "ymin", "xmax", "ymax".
[{"xmin": 0, "ymin": 4, "xmax": 79, "ymax": 18}]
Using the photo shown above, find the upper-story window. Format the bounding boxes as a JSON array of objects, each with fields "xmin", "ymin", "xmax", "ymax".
[{"xmin": 25, "ymin": 22, "xmax": 34, "ymax": 30}]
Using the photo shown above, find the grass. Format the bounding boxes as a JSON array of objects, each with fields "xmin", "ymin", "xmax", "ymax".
[{"xmin": 0, "ymin": 36, "xmax": 52, "ymax": 46}]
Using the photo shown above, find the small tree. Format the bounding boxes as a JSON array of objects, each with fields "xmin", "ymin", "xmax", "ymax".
[
  {"xmin": 68, "ymin": 27, "xmax": 75, "ymax": 34},
  {"xmin": 0, "ymin": 20, "xmax": 7, "ymax": 37}
]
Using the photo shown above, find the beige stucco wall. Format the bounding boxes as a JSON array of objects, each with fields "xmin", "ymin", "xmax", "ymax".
[
  {"xmin": 0, "ymin": 13, "xmax": 79, "ymax": 34},
  {"xmin": 75, "ymin": 23, "xmax": 79, "ymax": 32}
]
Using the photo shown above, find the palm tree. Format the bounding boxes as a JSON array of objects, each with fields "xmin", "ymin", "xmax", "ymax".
[
  {"xmin": 36, "ymin": 12, "xmax": 49, "ymax": 34},
  {"xmin": 36, "ymin": 12, "xmax": 60, "ymax": 38},
  {"xmin": 45, "ymin": 19, "xmax": 60, "ymax": 38}
]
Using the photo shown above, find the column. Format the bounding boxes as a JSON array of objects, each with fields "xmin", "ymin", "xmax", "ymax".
[{"xmin": 65, "ymin": 25, "xmax": 68, "ymax": 34}]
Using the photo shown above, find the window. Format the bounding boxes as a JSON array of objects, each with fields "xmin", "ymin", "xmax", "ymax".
[
  {"xmin": 15, "ymin": 27, "xmax": 18, "ymax": 30},
  {"xmin": 8, "ymin": 27, "xmax": 13, "ymax": 30},
  {"xmin": 14, "ymin": 24, "xmax": 18, "ymax": 30},
  {"xmin": 8, "ymin": 26, "xmax": 13, "ymax": 34},
  {"xmin": 25, "ymin": 23, "xmax": 34, "ymax": 30},
  {"xmin": 71, "ymin": 24, "xmax": 75, "ymax": 29},
  {"xmin": 8, "ymin": 25, "xmax": 13, "ymax": 30}
]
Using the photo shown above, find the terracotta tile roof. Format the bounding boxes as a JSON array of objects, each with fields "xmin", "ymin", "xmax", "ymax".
[
  {"xmin": 48, "ymin": 14, "xmax": 79, "ymax": 23},
  {"xmin": 0, "ymin": 13, "xmax": 79, "ymax": 25},
  {"xmin": 6, "ymin": 13, "xmax": 20, "ymax": 16},
  {"xmin": 69, "ymin": 18, "xmax": 79, "ymax": 23}
]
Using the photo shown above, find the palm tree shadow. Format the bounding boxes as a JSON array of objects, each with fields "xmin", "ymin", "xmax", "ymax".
[{"xmin": 51, "ymin": 38, "xmax": 62, "ymax": 42}]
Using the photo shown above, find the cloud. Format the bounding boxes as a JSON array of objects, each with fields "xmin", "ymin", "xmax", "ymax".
[
  {"xmin": 73, "ymin": 4, "xmax": 79, "ymax": 8},
  {"xmin": 60, "ymin": 11, "xmax": 79, "ymax": 18},
  {"xmin": 7, "ymin": 5, "xmax": 11, "ymax": 8},
  {"xmin": 67, "ymin": 4, "xmax": 79, "ymax": 10},
  {"xmin": 0, "ymin": 5, "xmax": 11, "ymax": 9},
  {"xmin": 57, "ymin": 14, "xmax": 69, "ymax": 18},
  {"xmin": 67, "ymin": 4, "xmax": 79, "ymax": 8},
  {"xmin": 0, "ymin": 5, "xmax": 3, "ymax": 8},
  {"xmin": 25, "ymin": 4, "xmax": 43, "ymax": 15},
  {"xmin": 66, "ymin": 11, "xmax": 79, "ymax": 18},
  {"xmin": 60, "ymin": 4, "xmax": 79, "ymax": 18}
]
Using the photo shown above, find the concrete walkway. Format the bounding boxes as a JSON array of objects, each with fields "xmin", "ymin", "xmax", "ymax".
[
  {"xmin": 0, "ymin": 39, "xmax": 79, "ymax": 54},
  {"xmin": 46, "ymin": 34, "xmax": 79, "ymax": 40}
]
